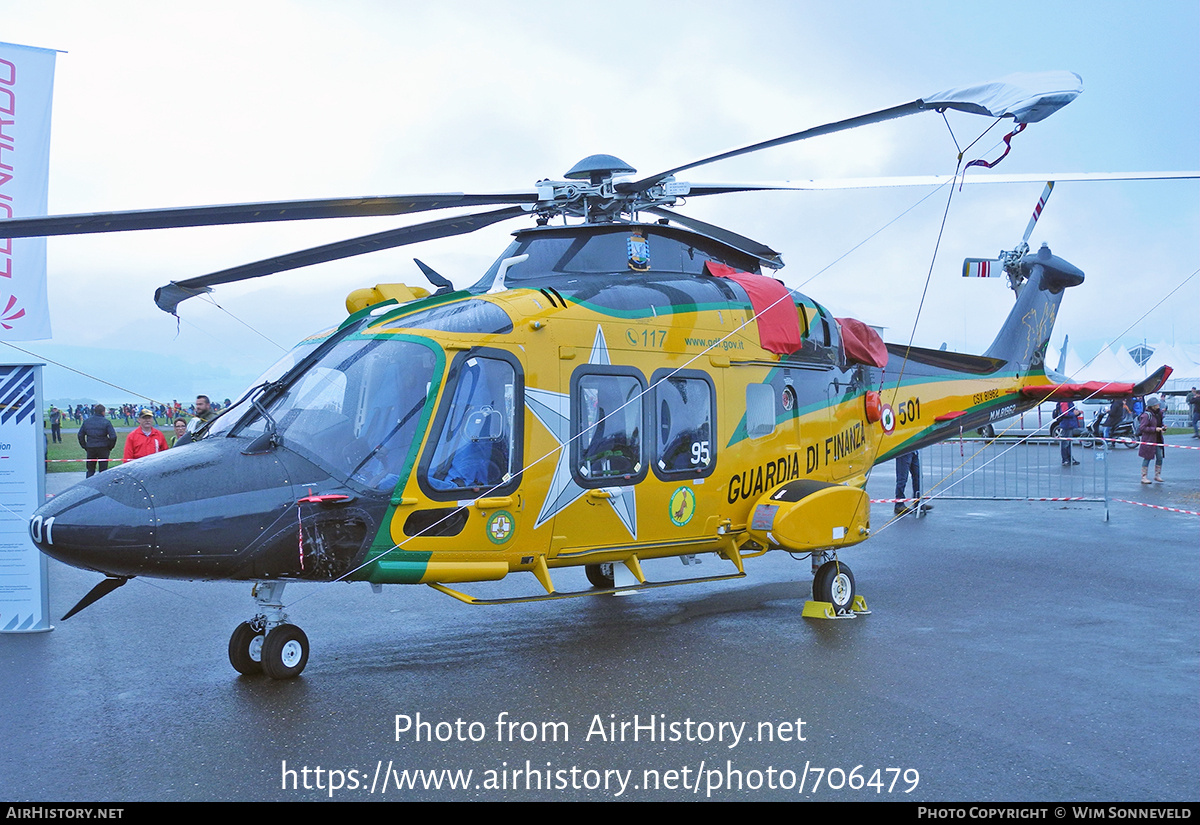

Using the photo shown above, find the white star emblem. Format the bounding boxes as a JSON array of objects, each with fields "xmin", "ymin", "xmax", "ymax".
[{"xmin": 526, "ymin": 326, "xmax": 637, "ymax": 538}]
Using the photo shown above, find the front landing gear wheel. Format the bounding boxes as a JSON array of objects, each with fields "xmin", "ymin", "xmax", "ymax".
[
  {"xmin": 261, "ymin": 624, "xmax": 310, "ymax": 680},
  {"xmin": 812, "ymin": 560, "xmax": 856, "ymax": 614},
  {"xmin": 228, "ymin": 621, "xmax": 265, "ymax": 675},
  {"xmin": 585, "ymin": 563, "xmax": 615, "ymax": 588}
]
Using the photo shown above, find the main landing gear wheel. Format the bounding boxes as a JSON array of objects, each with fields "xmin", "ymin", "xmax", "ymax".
[
  {"xmin": 261, "ymin": 624, "xmax": 310, "ymax": 680},
  {"xmin": 812, "ymin": 560, "xmax": 856, "ymax": 614},
  {"xmin": 228, "ymin": 621, "xmax": 265, "ymax": 675},
  {"xmin": 585, "ymin": 562, "xmax": 615, "ymax": 588}
]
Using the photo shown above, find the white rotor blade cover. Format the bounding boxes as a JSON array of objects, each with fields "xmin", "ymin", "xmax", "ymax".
[{"xmin": 920, "ymin": 71, "xmax": 1084, "ymax": 123}]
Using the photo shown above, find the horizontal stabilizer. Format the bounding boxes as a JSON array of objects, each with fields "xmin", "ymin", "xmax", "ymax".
[{"xmin": 1019, "ymin": 365, "xmax": 1173, "ymax": 400}]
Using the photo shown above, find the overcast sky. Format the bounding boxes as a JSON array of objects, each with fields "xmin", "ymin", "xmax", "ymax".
[{"xmin": 4, "ymin": 0, "xmax": 1197, "ymax": 405}]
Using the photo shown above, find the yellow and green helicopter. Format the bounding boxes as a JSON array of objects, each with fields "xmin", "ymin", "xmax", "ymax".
[{"xmin": 10, "ymin": 71, "xmax": 1175, "ymax": 678}]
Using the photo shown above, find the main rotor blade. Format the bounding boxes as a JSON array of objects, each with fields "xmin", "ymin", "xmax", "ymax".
[
  {"xmin": 0, "ymin": 192, "xmax": 538, "ymax": 239},
  {"xmin": 627, "ymin": 100, "xmax": 927, "ymax": 191},
  {"xmin": 682, "ymin": 171, "xmax": 1199, "ymax": 193},
  {"xmin": 154, "ymin": 205, "xmax": 527, "ymax": 313},
  {"xmin": 629, "ymin": 71, "xmax": 1084, "ymax": 191},
  {"xmin": 644, "ymin": 206, "xmax": 783, "ymax": 269}
]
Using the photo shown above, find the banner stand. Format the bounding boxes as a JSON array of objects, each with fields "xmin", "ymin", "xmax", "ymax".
[{"xmin": 0, "ymin": 362, "xmax": 51, "ymax": 633}]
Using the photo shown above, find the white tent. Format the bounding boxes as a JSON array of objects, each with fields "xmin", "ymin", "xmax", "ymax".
[
  {"xmin": 1071, "ymin": 344, "xmax": 1141, "ymax": 382},
  {"xmin": 1145, "ymin": 342, "xmax": 1200, "ymax": 394}
]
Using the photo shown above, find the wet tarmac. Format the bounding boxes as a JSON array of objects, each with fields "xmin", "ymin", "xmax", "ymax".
[{"xmin": 2, "ymin": 438, "xmax": 1197, "ymax": 801}]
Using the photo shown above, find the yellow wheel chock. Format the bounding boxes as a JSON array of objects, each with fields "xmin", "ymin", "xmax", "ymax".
[{"xmin": 802, "ymin": 594, "xmax": 870, "ymax": 619}]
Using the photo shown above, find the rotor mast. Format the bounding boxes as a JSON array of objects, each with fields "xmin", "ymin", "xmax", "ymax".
[{"xmin": 535, "ymin": 154, "xmax": 689, "ymax": 224}]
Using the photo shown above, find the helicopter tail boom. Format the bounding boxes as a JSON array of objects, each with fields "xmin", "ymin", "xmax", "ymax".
[{"xmin": 872, "ymin": 246, "xmax": 1086, "ymax": 461}]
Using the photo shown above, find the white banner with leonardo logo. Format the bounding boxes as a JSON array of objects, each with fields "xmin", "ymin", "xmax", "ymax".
[{"xmin": 0, "ymin": 42, "xmax": 57, "ymax": 341}]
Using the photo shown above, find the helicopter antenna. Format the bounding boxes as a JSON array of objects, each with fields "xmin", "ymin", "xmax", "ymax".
[{"xmin": 413, "ymin": 258, "xmax": 454, "ymax": 295}]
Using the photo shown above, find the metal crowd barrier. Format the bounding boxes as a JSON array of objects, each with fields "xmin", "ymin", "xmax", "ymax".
[{"xmin": 919, "ymin": 436, "xmax": 1110, "ymax": 521}]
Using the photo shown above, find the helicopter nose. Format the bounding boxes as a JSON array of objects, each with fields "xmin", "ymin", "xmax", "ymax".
[
  {"xmin": 32, "ymin": 469, "xmax": 156, "ymax": 577},
  {"xmin": 31, "ymin": 436, "xmax": 309, "ymax": 580}
]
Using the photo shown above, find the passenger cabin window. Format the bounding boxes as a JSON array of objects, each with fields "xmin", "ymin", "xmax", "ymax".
[
  {"xmin": 572, "ymin": 370, "xmax": 645, "ymax": 487},
  {"xmin": 746, "ymin": 382, "xmax": 776, "ymax": 439},
  {"xmin": 424, "ymin": 354, "xmax": 521, "ymax": 497},
  {"xmin": 651, "ymin": 371, "xmax": 715, "ymax": 479}
]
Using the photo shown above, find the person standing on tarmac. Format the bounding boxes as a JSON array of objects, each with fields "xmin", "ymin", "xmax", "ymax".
[
  {"xmin": 1187, "ymin": 387, "xmax": 1199, "ymax": 439},
  {"xmin": 1137, "ymin": 396, "xmax": 1166, "ymax": 484},
  {"xmin": 124, "ymin": 409, "xmax": 168, "ymax": 462},
  {"xmin": 170, "ymin": 418, "xmax": 189, "ymax": 447},
  {"xmin": 894, "ymin": 451, "xmax": 933, "ymax": 516},
  {"xmin": 78, "ymin": 404, "xmax": 117, "ymax": 478},
  {"xmin": 1056, "ymin": 399, "xmax": 1083, "ymax": 466}
]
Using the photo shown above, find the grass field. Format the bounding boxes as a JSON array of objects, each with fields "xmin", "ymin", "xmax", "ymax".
[{"xmin": 45, "ymin": 421, "xmax": 176, "ymax": 473}]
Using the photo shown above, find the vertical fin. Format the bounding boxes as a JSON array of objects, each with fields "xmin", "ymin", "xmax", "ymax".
[{"xmin": 982, "ymin": 245, "xmax": 1083, "ymax": 373}]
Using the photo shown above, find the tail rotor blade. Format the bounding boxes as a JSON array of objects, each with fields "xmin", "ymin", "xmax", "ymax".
[
  {"xmin": 1022, "ymin": 181, "xmax": 1055, "ymax": 245},
  {"xmin": 962, "ymin": 258, "xmax": 1003, "ymax": 278}
]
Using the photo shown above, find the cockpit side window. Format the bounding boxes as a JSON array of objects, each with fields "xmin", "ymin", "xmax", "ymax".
[{"xmin": 420, "ymin": 351, "xmax": 523, "ymax": 499}]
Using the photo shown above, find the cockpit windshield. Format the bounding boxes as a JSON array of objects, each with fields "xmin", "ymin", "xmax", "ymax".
[
  {"xmin": 231, "ymin": 334, "xmax": 442, "ymax": 492},
  {"xmin": 206, "ymin": 339, "xmax": 329, "ymax": 440}
]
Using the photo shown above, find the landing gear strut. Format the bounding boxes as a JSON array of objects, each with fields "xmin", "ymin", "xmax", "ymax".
[{"xmin": 228, "ymin": 581, "xmax": 310, "ymax": 679}]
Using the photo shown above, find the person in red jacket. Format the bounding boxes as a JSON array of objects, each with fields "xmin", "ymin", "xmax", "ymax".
[{"xmin": 124, "ymin": 409, "xmax": 168, "ymax": 462}]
